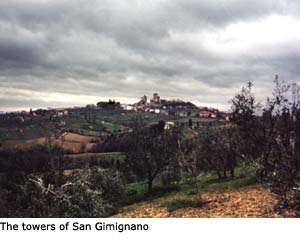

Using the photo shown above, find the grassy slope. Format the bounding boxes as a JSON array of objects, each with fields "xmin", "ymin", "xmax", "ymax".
[
  {"xmin": 112, "ymin": 162, "xmax": 266, "ymax": 217},
  {"xmin": 124, "ymin": 161, "xmax": 256, "ymax": 205}
]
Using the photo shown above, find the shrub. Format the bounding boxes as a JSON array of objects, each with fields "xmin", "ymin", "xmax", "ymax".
[
  {"xmin": 1, "ymin": 173, "xmax": 108, "ymax": 217},
  {"xmin": 89, "ymin": 169, "xmax": 125, "ymax": 204}
]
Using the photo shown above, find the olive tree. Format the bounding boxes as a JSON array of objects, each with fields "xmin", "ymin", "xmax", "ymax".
[
  {"xmin": 124, "ymin": 122, "xmax": 179, "ymax": 194},
  {"xmin": 231, "ymin": 77, "xmax": 300, "ymax": 214}
]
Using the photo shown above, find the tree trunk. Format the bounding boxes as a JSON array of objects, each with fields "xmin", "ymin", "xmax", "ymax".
[
  {"xmin": 193, "ymin": 174, "xmax": 202, "ymax": 203},
  {"xmin": 223, "ymin": 168, "xmax": 227, "ymax": 178},
  {"xmin": 230, "ymin": 166, "xmax": 235, "ymax": 178},
  {"xmin": 216, "ymin": 169, "xmax": 222, "ymax": 180},
  {"xmin": 147, "ymin": 178, "xmax": 153, "ymax": 195}
]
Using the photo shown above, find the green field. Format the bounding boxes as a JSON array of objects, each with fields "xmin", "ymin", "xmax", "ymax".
[{"xmin": 0, "ymin": 121, "xmax": 54, "ymax": 141}]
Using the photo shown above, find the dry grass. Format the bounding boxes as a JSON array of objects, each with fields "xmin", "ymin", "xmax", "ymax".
[{"xmin": 113, "ymin": 185, "xmax": 280, "ymax": 218}]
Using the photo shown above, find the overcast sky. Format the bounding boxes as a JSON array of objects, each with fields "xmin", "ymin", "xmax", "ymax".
[{"xmin": 1, "ymin": 0, "xmax": 300, "ymax": 111}]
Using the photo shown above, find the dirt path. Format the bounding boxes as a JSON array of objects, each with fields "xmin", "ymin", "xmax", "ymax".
[{"xmin": 113, "ymin": 185, "xmax": 280, "ymax": 218}]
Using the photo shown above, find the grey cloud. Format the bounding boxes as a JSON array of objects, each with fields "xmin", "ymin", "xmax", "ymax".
[{"xmin": 0, "ymin": 0, "xmax": 300, "ymax": 111}]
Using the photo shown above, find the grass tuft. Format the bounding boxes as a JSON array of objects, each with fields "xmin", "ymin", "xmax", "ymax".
[{"xmin": 160, "ymin": 198, "xmax": 206, "ymax": 212}]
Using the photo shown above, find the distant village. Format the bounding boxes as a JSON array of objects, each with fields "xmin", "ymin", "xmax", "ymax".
[
  {"xmin": 1, "ymin": 93, "xmax": 230, "ymax": 124},
  {"xmin": 92, "ymin": 93, "xmax": 230, "ymax": 121}
]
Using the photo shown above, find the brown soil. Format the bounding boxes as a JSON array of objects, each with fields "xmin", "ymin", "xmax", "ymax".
[
  {"xmin": 3, "ymin": 137, "xmax": 49, "ymax": 148},
  {"xmin": 62, "ymin": 133, "xmax": 97, "ymax": 143},
  {"xmin": 60, "ymin": 141, "xmax": 95, "ymax": 153},
  {"xmin": 113, "ymin": 185, "xmax": 281, "ymax": 218},
  {"xmin": 2, "ymin": 133, "xmax": 97, "ymax": 153}
]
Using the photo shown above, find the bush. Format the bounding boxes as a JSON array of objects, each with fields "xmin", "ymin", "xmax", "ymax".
[
  {"xmin": 52, "ymin": 175, "xmax": 107, "ymax": 217},
  {"xmin": 89, "ymin": 169, "xmax": 125, "ymax": 203},
  {"xmin": 0, "ymin": 144, "xmax": 127, "ymax": 217},
  {"xmin": 1, "ymin": 173, "xmax": 108, "ymax": 217}
]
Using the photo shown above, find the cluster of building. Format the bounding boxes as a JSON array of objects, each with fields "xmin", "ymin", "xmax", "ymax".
[
  {"xmin": 6, "ymin": 93, "xmax": 229, "ymax": 124},
  {"xmin": 119, "ymin": 93, "xmax": 230, "ymax": 120}
]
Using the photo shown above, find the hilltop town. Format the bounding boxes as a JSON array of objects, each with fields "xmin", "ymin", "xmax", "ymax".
[
  {"xmin": 3, "ymin": 92, "xmax": 229, "ymax": 119},
  {"xmin": 0, "ymin": 93, "xmax": 229, "ymax": 154},
  {"xmin": 95, "ymin": 93, "xmax": 229, "ymax": 119}
]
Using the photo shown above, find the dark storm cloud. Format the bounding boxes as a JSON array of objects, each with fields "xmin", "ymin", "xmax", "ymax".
[{"xmin": 0, "ymin": 0, "xmax": 300, "ymax": 111}]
